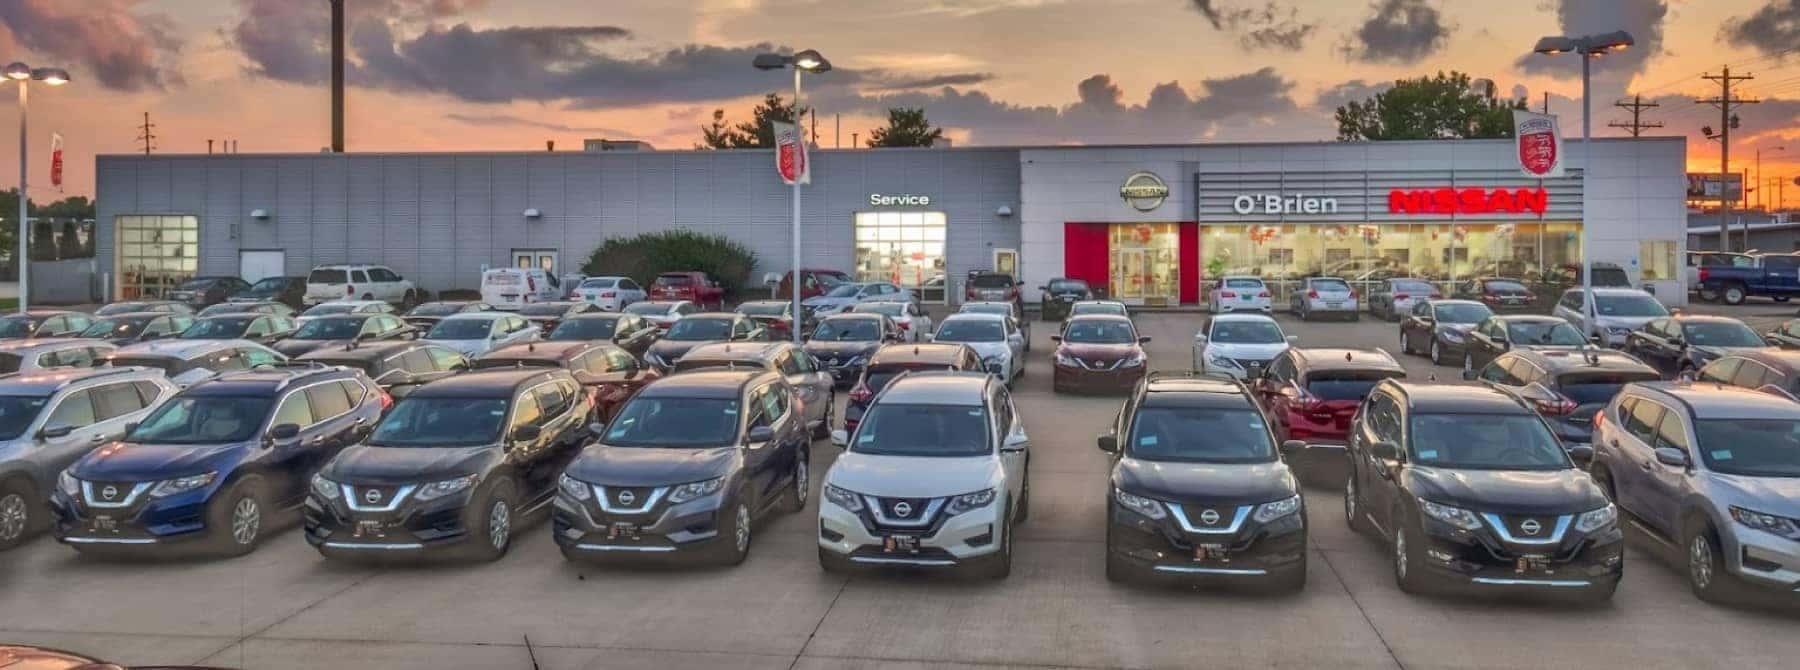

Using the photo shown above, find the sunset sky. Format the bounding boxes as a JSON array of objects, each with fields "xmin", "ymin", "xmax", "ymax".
[{"xmin": 3, "ymin": 0, "xmax": 1799, "ymax": 201}]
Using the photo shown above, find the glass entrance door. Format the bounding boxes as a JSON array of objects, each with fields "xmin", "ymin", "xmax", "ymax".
[
  {"xmin": 1109, "ymin": 224, "xmax": 1179, "ymax": 305},
  {"xmin": 1112, "ymin": 249, "xmax": 1147, "ymax": 301}
]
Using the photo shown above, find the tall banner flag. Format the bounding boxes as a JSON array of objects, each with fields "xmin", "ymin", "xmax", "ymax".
[
  {"xmin": 1512, "ymin": 110, "xmax": 1564, "ymax": 179},
  {"xmin": 50, "ymin": 132, "xmax": 65, "ymax": 191},
  {"xmin": 773, "ymin": 120, "xmax": 809, "ymax": 185}
]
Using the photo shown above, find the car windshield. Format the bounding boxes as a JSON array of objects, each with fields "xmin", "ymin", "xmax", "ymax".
[
  {"xmin": 1693, "ymin": 419, "xmax": 1800, "ymax": 477},
  {"xmin": 1434, "ymin": 303, "xmax": 1491, "ymax": 323},
  {"xmin": 1073, "ymin": 303, "xmax": 1127, "ymax": 317},
  {"xmin": 199, "ymin": 304, "xmax": 251, "ymax": 316},
  {"xmin": 1210, "ymin": 320, "xmax": 1284, "ymax": 344},
  {"xmin": 1048, "ymin": 279, "xmax": 1089, "ymax": 293},
  {"xmin": 1507, "ymin": 321, "xmax": 1585, "ymax": 346},
  {"xmin": 1063, "ymin": 320, "xmax": 1136, "ymax": 344},
  {"xmin": 303, "ymin": 304, "xmax": 356, "ymax": 317},
  {"xmin": 1310, "ymin": 279, "xmax": 1350, "ymax": 291},
  {"xmin": 127, "ymin": 396, "xmax": 274, "ymax": 444},
  {"xmin": 665, "ymin": 318, "xmax": 732, "ymax": 341},
  {"xmin": 854, "ymin": 303, "xmax": 906, "ymax": 316},
  {"xmin": 1128, "ymin": 407, "xmax": 1274, "ymax": 463},
  {"xmin": 655, "ymin": 275, "xmax": 692, "ymax": 287},
  {"xmin": 408, "ymin": 303, "xmax": 466, "ymax": 317},
  {"xmin": 1595, "ymin": 294, "xmax": 1669, "ymax": 317},
  {"xmin": 738, "ymin": 303, "xmax": 788, "ymax": 317},
  {"xmin": 0, "ymin": 318, "xmax": 31, "ymax": 338},
  {"xmin": 813, "ymin": 320, "xmax": 880, "ymax": 341},
  {"xmin": 815, "ymin": 273, "xmax": 849, "ymax": 287},
  {"xmin": 246, "ymin": 277, "xmax": 288, "ymax": 292},
  {"xmin": 549, "ymin": 317, "xmax": 619, "ymax": 341},
  {"xmin": 624, "ymin": 302, "xmax": 670, "ymax": 316},
  {"xmin": 1407, "ymin": 413, "xmax": 1570, "ymax": 470},
  {"xmin": 934, "ymin": 319, "xmax": 1004, "ymax": 343},
  {"xmin": 96, "ymin": 303, "xmax": 151, "ymax": 316},
  {"xmin": 80, "ymin": 318, "xmax": 146, "ymax": 338},
  {"xmin": 181, "ymin": 318, "xmax": 251, "ymax": 339},
  {"xmin": 370, "ymin": 397, "xmax": 509, "ymax": 447},
  {"xmin": 518, "ymin": 304, "xmax": 570, "ymax": 317},
  {"xmin": 427, "ymin": 319, "xmax": 493, "ymax": 340},
  {"xmin": 579, "ymin": 278, "xmax": 618, "ymax": 289},
  {"xmin": 177, "ymin": 278, "xmax": 217, "ymax": 290},
  {"xmin": 851, "ymin": 403, "xmax": 990, "ymax": 457},
  {"xmin": 604, "ymin": 397, "xmax": 740, "ymax": 447},
  {"xmin": 1682, "ymin": 322, "xmax": 1765, "ymax": 347},
  {"xmin": 969, "ymin": 274, "xmax": 1013, "ymax": 288},
  {"xmin": 308, "ymin": 269, "xmax": 348, "ymax": 283},
  {"xmin": 824, "ymin": 284, "xmax": 863, "ymax": 298},
  {"xmin": 1557, "ymin": 372, "xmax": 1661, "ymax": 406},
  {"xmin": 1483, "ymin": 280, "xmax": 1528, "ymax": 292},
  {"xmin": 1308, "ymin": 371, "xmax": 1404, "ymax": 401},
  {"xmin": 295, "ymin": 318, "xmax": 365, "ymax": 340},
  {"xmin": 0, "ymin": 395, "xmax": 49, "ymax": 440}
]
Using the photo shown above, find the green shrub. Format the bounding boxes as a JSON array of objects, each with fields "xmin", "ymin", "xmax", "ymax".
[{"xmin": 580, "ymin": 230, "xmax": 760, "ymax": 300}]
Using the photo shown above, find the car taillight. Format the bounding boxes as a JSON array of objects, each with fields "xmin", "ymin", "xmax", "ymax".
[
  {"xmin": 1533, "ymin": 392, "xmax": 1578, "ymax": 416},
  {"xmin": 1593, "ymin": 409, "xmax": 1605, "ymax": 431},
  {"xmin": 1697, "ymin": 267, "xmax": 1710, "ymax": 283},
  {"xmin": 850, "ymin": 383, "xmax": 873, "ymax": 403},
  {"xmin": 966, "ymin": 287, "xmax": 978, "ymax": 299},
  {"xmin": 1481, "ymin": 294, "xmax": 1499, "ymax": 303},
  {"xmin": 600, "ymin": 291, "xmax": 616, "ymax": 298},
  {"xmin": 1258, "ymin": 291, "xmax": 1270, "ymax": 298},
  {"xmin": 1220, "ymin": 291, "xmax": 1237, "ymax": 299},
  {"xmin": 345, "ymin": 285, "xmax": 355, "ymax": 296},
  {"xmin": 897, "ymin": 321, "xmax": 910, "ymax": 331},
  {"xmin": 378, "ymin": 389, "xmax": 393, "ymax": 412},
  {"xmin": 1307, "ymin": 290, "xmax": 1320, "ymax": 299},
  {"xmin": 1394, "ymin": 293, "xmax": 1410, "ymax": 300},
  {"xmin": 1429, "ymin": 292, "xmax": 1443, "ymax": 299},
  {"xmin": 1349, "ymin": 289, "xmax": 1358, "ymax": 299},
  {"xmin": 1007, "ymin": 287, "xmax": 1019, "ymax": 299}
]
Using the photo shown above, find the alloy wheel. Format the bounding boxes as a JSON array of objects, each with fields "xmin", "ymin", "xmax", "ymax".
[
  {"xmin": 1394, "ymin": 527, "xmax": 1409, "ymax": 581},
  {"xmin": 488, "ymin": 500, "xmax": 512, "ymax": 551},
  {"xmin": 1688, "ymin": 533, "xmax": 1715, "ymax": 591},
  {"xmin": 230, "ymin": 497, "xmax": 261, "ymax": 545},
  {"xmin": 1463, "ymin": 352, "xmax": 1473, "ymax": 371},
  {"xmin": 795, "ymin": 457, "xmax": 810, "ymax": 505},
  {"xmin": 1430, "ymin": 341, "xmax": 1440, "ymax": 364},
  {"xmin": 733, "ymin": 504, "xmax": 752, "ymax": 554},
  {"xmin": 0, "ymin": 493, "xmax": 27, "ymax": 541},
  {"xmin": 1344, "ymin": 475, "xmax": 1357, "ymax": 525}
]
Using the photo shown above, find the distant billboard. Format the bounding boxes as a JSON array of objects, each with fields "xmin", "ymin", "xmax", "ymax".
[{"xmin": 1687, "ymin": 173, "xmax": 1744, "ymax": 199}]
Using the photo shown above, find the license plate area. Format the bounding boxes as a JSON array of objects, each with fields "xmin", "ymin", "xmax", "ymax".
[
  {"xmin": 1516, "ymin": 555, "xmax": 1551, "ymax": 573},
  {"xmin": 884, "ymin": 535, "xmax": 920, "ymax": 553},
  {"xmin": 608, "ymin": 522, "xmax": 639, "ymax": 540},
  {"xmin": 354, "ymin": 519, "xmax": 386, "ymax": 539},
  {"xmin": 1193, "ymin": 543, "xmax": 1228, "ymax": 561},
  {"xmin": 90, "ymin": 515, "xmax": 117, "ymax": 533}
]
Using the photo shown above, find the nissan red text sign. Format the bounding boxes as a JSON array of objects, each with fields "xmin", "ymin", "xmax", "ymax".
[
  {"xmin": 1513, "ymin": 110, "xmax": 1564, "ymax": 178},
  {"xmin": 1388, "ymin": 187, "xmax": 1550, "ymax": 216},
  {"xmin": 773, "ymin": 120, "xmax": 809, "ymax": 185}
]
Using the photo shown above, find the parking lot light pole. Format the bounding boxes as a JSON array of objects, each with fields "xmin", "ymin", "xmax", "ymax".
[
  {"xmin": 755, "ymin": 50, "xmax": 831, "ymax": 344},
  {"xmin": 1532, "ymin": 31, "xmax": 1632, "ymax": 340},
  {"xmin": 3, "ymin": 62, "xmax": 72, "ymax": 313}
]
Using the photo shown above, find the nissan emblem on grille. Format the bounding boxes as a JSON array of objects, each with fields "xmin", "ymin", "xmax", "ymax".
[
  {"xmin": 101, "ymin": 485, "xmax": 118, "ymax": 501},
  {"xmin": 618, "ymin": 490, "xmax": 636, "ymax": 505},
  {"xmin": 893, "ymin": 501, "xmax": 913, "ymax": 517},
  {"xmin": 1199, "ymin": 509, "xmax": 1221, "ymax": 525},
  {"xmin": 364, "ymin": 489, "xmax": 381, "ymax": 504},
  {"xmin": 1520, "ymin": 519, "xmax": 1542, "ymax": 535}
]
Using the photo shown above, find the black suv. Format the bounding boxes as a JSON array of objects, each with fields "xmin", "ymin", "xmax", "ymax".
[
  {"xmin": 78, "ymin": 312, "xmax": 195, "ymax": 346},
  {"xmin": 179, "ymin": 313, "xmax": 298, "ymax": 345},
  {"xmin": 297, "ymin": 340, "xmax": 469, "ymax": 400},
  {"xmin": 1459, "ymin": 315, "xmax": 1587, "ymax": 371},
  {"xmin": 845, "ymin": 343, "xmax": 984, "ymax": 434},
  {"xmin": 1098, "ymin": 372, "xmax": 1306, "ymax": 590},
  {"xmin": 1344, "ymin": 381, "xmax": 1622, "ymax": 601},
  {"xmin": 805, "ymin": 313, "xmax": 901, "ymax": 387},
  {"xmin": 517, "ymin": 301, "xmax": 600, "ymax": 333},
  {"xmin": 1624, "ymin": 314, "xmax": 1771, "ymax": 378},
  {"xmin": 1465, "ymin": 349, "xmax": 1662, "ymax": 450},
  {"xmin": 233, "ymin": 276, "xmax": 307, "ymax": 310},
  {"xmin": 402, "ymin": 301, "xmax": 492, "ymax": 329},
  {"xmin": 305, "ymin": 368, "xmax": 594, "ymax": 560},
  {"xmin": 546, "ymin": 312, "xmax": 661, "ymax": 358},
  {"xmin": 644, "ymin": 313, "xmax": 767, "ymax": 373},
  {"xmin": 1039, "ymin": 278, "xmax": 1094, "ymax": 321},
  {"xmin": 554, "ymin": 369, "xmax": 810, "ymax": 564},
  {"xmin": 274, "ymin": 313, "xmax": 415, "ymax": 357},
  {"xmin": 1695, "ymin": 349, "xmax": 1800, "ymax": 399}
]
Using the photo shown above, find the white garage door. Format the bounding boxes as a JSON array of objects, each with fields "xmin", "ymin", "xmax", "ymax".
[{"xmin": 239, "ymin": 250, "xmax": 286, "ymax": 283}]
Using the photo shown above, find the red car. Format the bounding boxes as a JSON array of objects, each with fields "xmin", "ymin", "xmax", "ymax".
[
  {"xmin": 1252, "ymin": 348, "xmax": 1406, "ymax": 473},
  {"xmin": 776, "ymin": 268, "xmax": 852, "ymax": 300},
  {"xmin": 1050, "ymin": 314, "xmax": 1149, "ymax": 393},
  {"xmin": 471, "ymin": 341, "xmax": 660, "ymax": 422},
  {"xmin": 648, "ymin": 271, "xmax": 726, "ymax": 310}
]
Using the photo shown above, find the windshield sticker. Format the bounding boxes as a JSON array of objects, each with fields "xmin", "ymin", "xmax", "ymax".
[
  {"xmin": 1418, "ymin": 449, "xmax": 1439, "ymax": 459},
  {"xmin": 1139, "ymin": 435, "xmax": 1159, "ymax": 446},
  {"xmin": 1711, "ymin": 450, "xmax": 1733, "ymax": 460},
  {"xmin": 859, "ymin": 433, "xmax": 875, "ymax": 443},
  {"xmin": 723, "ymin": 408, "xmax": 738, "ymax": 415}
]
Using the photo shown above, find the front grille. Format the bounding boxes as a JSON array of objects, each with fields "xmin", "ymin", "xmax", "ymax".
[
  {"xmin": 352, "ymin": 485, "xmax": 405, "ymax": 509},
  {"xmin": 1494, "ymin": 514, "xmax": 1559, "ymax": 540},
  {"xmin": 1232, "ymin": 358, "xmax": 1270, "ymax": 372},
  {"xmin": 868, "ymin": 496, "xmax": 945, "ymax": 529},
  {"xmin": 601, "ymin": 486, "xmax": 660, "ymax": 512},
  {"xmin": 83, "ymin": 481, "xmax": 147, "ymax": 507},
  {"xmin": 1076, "ymin": 358, "xmax": 1123, "ymax": 371},
  {"xmin": 849, "ymin": 546, "xmax": 958, "ymax": 562}
]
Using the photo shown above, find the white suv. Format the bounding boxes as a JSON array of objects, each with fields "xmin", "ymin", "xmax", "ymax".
[
  {"xmin": 820, "ymin": 371, "xmax": 1029, "ymax": 578},
  {"xmin": 305, "ymin": 264, "xmax": 419, "ymax": 308}
]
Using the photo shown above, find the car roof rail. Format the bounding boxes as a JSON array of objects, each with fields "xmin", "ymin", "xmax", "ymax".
[{"xmin": 51, "ymin": 365, "xmax": 149, "ymax": 391}]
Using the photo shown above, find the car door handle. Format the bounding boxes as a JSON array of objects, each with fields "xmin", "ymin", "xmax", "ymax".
[
  {"xmin": 88, "ymin": 435, "xmax": 106, "ymax": 443},
  {"xmin": 308, "ymin": 436, "xmax": 326, "ymax": 445}
]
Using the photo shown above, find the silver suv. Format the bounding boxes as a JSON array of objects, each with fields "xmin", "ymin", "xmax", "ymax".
[
  {"xmin": 1591, "ymin": 382, "xmax": 1800, "ymax": 601},
  {"xmin": 820, "ymin": 371, "xmax": 1030, "ymax": 578},
  {"xmin": 0, "ymin": 367, "xmax": 177, "ymax": 549}
]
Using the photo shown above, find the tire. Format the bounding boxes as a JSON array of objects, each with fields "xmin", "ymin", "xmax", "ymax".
[
  {"xmin": 0, "ymin": 478, "xmax": 41, "ymax": 550},
  {"xmin": 1400, "ymin": 331, "xmax": 1414, "ymax": 355},
  {"xmin": 1014, "ymin": 464, "xmax": 1031, "ymax": 525},
  {"xmin": 1592, "ymin": 468, "xmax": 1617, "ymax": 501},
  {"xmin": 974, "ymin": 506, "xmax": 1014, "ymax": 580},
  {"xmin": 1270, "ymin": 555, "xmax": 1307, "ymax": 594},
  {"xmin": 713, "ymin": 499, "xmax": 752, "ymax": 566},
  {"xmin": 1723, "ymin": 283, "xmax": 1747, "ymax": 306},
  {"xmin": 1698, "ymin": 287, "xmax": 1720, "ymax": 303},
  {"xmin": 207, "ymin": 476, "xmax": 267, "ymax": 557},
  {"xmin": 1684, "ymin": 520, "xmax": 1734, "ymax": 603},
  {"xmin": 780, "ymin": 448, "xmax": 810, "ymax": 513},
  {"xmin": 818, "ymin": 546, "xmax": 852, "ymax": 574},
  {"xmin": 1392, "ymin": 512, "xmax": 1431, "ymax": 595},
  {"xmin": 1104, "ymin": 524, "xmax": 1130, "ymax": 583},
  {"xmin": 361, "ymin": 293, "xmax": 375, "ymax": 302},
  {"xmin": 401, "ymin": 290, "xmax": 419, "ymax": 310},
  {"xmin": 1463, "ymin": 351, "xmax": 1474, "ymax": 372},
  {"xmin": 470, "ymin": 479, "xmax": 517, "ymax": 562},
  {"xmin": 1430, "ymin": 339, "xmax": 1444, "ymax": 366},
  {"xmin": 1777, "ymin": 296, "xmax": 1791, "ymax": 303},
  {"xmin": 1344, "ymin": 470, "xmax": 1373, "ymax": 535},
  {"xmin": 812, "ymin": 391, "xmax": 834, "ymax": 440}
]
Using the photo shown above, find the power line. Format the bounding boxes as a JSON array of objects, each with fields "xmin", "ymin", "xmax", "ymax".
[
  {"xmin": 1697, "ymin": 65, "xmax": 1761, "ymax": 251},
  {"xmin": 135, "ymin": 112, "xmax": 157, "ymax": 155},
  {"xmin": 1608, "ymin": 95, "xmax": 1663, "ymax": 136}
]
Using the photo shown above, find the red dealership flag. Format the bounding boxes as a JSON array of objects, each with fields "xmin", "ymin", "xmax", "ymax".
[
  {"xmin": 773, "ymin": 120, "xmax": 809, "ymax": 185},
  {"xmin": 50, "ymin": 132, "xmax": 64, "ymax": 190},
  {"xmin": 1512, "ymin": 110, "xmax": 1564, "ymax": 179}
]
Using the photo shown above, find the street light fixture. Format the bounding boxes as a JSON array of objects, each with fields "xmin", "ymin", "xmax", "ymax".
[
  {"xmin": 2, "ymin": 62, "xmax": 73, "ymax": 313},
  {"xmin": 753, "ymin": 49, "xmax": 831, "ymax": 343},
  {"xmin": 1530, "ymin": 30, "xmax": 1632, "ymax": 339}
]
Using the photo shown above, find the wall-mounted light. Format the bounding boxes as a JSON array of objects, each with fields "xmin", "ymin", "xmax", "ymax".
[
  {"xmin": 250, "ymin": 208, "xmax": 271, "ymax": 220},
  {"xmin": 996, "ymin": 205, "xmax": 1014, "ymax": 218},
  {"xmin": 523, "ymin": 208, "xmax": 542, "ymax": 219}
]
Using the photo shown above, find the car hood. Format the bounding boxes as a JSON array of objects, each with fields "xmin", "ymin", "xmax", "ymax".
[
  {"xmin": 322, "ymin": 444, "xmax": 496, "ymax": 485},
  {"xmin": 1404, "ymin": 466, "xmax": 1604, "ymax": 515},
  {"xmin": 1514, "ymin": 344, "xmax": 1584, "ymax": 353},
  {"xmin": 1057, "ymin": 342, "xmax": 1138, "ymax": 361},
  {"xmin": 647, "ymin": 339, "xmax": 711, "ymax": 362},
  {"xmin": 1435, "ymin": 323, "xmax": 1477, "ymax": 335},
  {"xmin": 424, "ymin": 338, "xmax": 492, "ymax": 357},
  {"xmin": 1114, "ymin": 458, "xmax": 1296, "ymax": 507},
  {"xmin": 826, "ymin": 452, "xmax": 1003, "ymax": 498},
  {"xmin": 805, "ymin": 341, "xmax": 881, "ymax": 360},
  {"xmin": 1595, "ymin": 316, "xmax": 1657, "ymax": 331},
  {"xmin": 1202, "ymin": 341, "xmax": 1289, "ymax": 361},
  {"xmin": 70, "ymin": 441, "xmax": 246, "ymax": 481},
  {"xmin": 273, "ymin": 338, "xmax": 341, "ymax": 356},
  {"xmin": 564, "ymin": 444, "xmax": 740, "ymax": 487},
  {"xmin": 1707, "ymin": 474, "xmax": 1800, "ymax": 516}
]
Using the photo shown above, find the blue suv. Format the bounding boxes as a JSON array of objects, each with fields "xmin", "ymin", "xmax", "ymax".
[{"xmin": 50, "ymin": 364, "xmax": 383, "ymax": 556}]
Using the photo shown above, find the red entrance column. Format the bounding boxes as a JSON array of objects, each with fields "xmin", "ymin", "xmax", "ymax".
[
  {"xmin": 1063, "ymin": 223, "xmax": 1111, "ymax": 296},
  {"xmin": 1178, "ymin": 222, "xmax": 1199, "ymax": 305}
]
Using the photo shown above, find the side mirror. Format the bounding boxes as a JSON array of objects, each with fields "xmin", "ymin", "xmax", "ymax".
[
  {"xmin": 124, "ymin": 422, "xmax": 139, "ymax": 434},
  {"xmin": 1669, "ymin": 336, "xmax": 1686, "ymax": 349},
  {"xmin": 1096, "ymin": 434, "xmax": 1118, "ymax": 453},
  {"xmin": 1285, "ymin": 335, "xmax": 1298, "ymax": 344},
  {"xmin": 1566, "ymin": 444, "xmax": 1595, "ymax": 467},
  {"xmin": 1001, "ymin": 430, "xmax": 1029, "ymax": 452},
  {"xmin": 1280, "ymin": 439, "xmax": 1306, "ymax": 461},
  {"xmin": 1371, "ymin": 440, "xmax": 1401, "ymax": 462},
  {"xmin": 512, "ymin": 424, "xmax": 542, "ymax": 442},
  {"xmin": 1653, "ymin": 447, "xmax": 1690, "ymax": 468},
  {"xmin": 746, "ymin": 425, "xmax": 775, "ymax": 445},
  {"xmin": 830, "ymin": 429, "xmax": 848, "ymax": 448},
  {"xmin": 1050, "ymin": 335, "xmax": 1062, "ymax": 342},
  {"xmin": 39, "ymin": 425, "xmax": 75, "ymax": 439},
  {"xmin": 587, "ymin": 421, "xmax": 606, "ymax": 435},
  {"xmin": 269, "ymin": 423, "xmax": 302, "ymax": 440},
  {"xmin": 1589, "ymin": 333, "xmax": 1606, "ymax": 346}
]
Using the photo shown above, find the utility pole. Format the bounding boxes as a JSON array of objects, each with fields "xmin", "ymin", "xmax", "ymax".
[
  {"xmin": 207, "ymin": 139, "xmax": 214, "ymax": 155},
  {"xmin": 1608, "ymin": 95, "xmax": 1663, "ymax": 137},
  {"xmin": 330, "ymin": 0, "xmax": 345, "ymax": 153},
  {"xmin": 1698, "ymin": 66, "xmax": 1760, "ymax": 251},
  {"xmin": 135, "ymin": 112, "xmax": 157, "ymax": 155},
  {"xmin": 1542, "ymin": 92, "xmax": 1549, "ymax": 114}
]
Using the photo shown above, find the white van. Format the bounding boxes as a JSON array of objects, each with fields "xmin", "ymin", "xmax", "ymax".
[{"xmin": 480, "ymin": 268, "xmax": 563, "ymax": 310}]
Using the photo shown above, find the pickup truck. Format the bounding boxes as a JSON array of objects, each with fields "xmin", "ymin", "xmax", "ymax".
[
  {"xmin": 1694, "ymin": 253, "xmax": 1800, "ymax": 305},
  {"xmin": 648, "ymin": 271, "xmax": 727, "ymax": 310}
]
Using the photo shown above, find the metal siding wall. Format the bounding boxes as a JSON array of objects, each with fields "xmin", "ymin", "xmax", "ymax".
[
  {"xmin": 454, "ymin": 158, "xmax": 495, "ymax": 280},
  {"xmin": 418, "ymin": 157, "xmax": 457, "ymax": 291},
  {"xmin": 381, "ymin": 158, "xmax": 423, "ymax": 282},
  {"xmin": 93, "ymin": 158, "xmax": 138, "ymax": 291},
  {"xmin": 199, "ymin": 161, "xmax": 241, "ymax": 275},
  {"xmin": 239, "ymin": 161, "xmax": 280, "ymax": 260},
  {"xmin": 525, "ymin": 155, "xmax": 569, "ymax": 256},
  {"xmin": 311, "ymin": 158, "xmax": 350, "ymax": 272},
  {"xmin": 491, "ymin": 157, "xmax": 530, "ymax": 261},
  {"xmin": 346, "ymin": 158, "xmax": 385, "ymax": 265},
  {"xmin": 276, "ymin": 160, "xmax": 315, "ymax": 272}
]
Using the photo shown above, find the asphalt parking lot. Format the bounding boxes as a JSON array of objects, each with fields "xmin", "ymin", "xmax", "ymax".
[{"xmin": 3, "ymin": 307, "xmax": 1797, "ymax": 670}]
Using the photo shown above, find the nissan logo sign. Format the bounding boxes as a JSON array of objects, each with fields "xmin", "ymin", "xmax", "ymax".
[
  {"xmin": 618, "ymin": 490, "xmax": 636, "ymax": 505},
  {"xmin": 893, "ymin": 501, "xmax": 914, "ymax": 517},
  {"xmin": 1119, "ymin": 172, "xmax": 1170, "ymax": 212},
  {"xmin": 1199, "ymin": 509, "xmax": 1222, "ymax": 525},
  {"xmin": 1520, "ymin": 519, "xmax": 1543, "ymax": 536},
  {"xmin": 101, "ymin": 485, "xmax": 118, "ymax": 500},
  {"xmin": 364, "ymin": 489, "xmax": 381, "ymax": 504}
]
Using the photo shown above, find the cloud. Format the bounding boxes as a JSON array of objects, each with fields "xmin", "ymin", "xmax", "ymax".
[
  {"xmin": 1313, "ymin": 79, "xmax": 1391, "ymax": 110},
  {"xmin": 1514, "ymin": 0, "xmax": 1668, "ymax": 80},
  {"xmin": 444, "ymin": 113, "xmax": 631, "ymax": 136},
  {"xmin": 1341, "ymin": 0, "xmax": 1452, "ymax": 64},
  {"xmin": 0, "ymin": 0, "xmax": 183, "ymax": 91},
  {"xmin": 866, "ymin": 72, "xmax": 997, "ymax": 91},
  {"xmin": 1720, "ymin": 0, "xmax": 1800, "ymax": 59},
  {"xmin": 1189, "ymin": 0, "xmax": 1232, "ymax": 29},
  {"xmin": 1187, "ymin": 1, "xmax": 1317, "ymax": 52}
]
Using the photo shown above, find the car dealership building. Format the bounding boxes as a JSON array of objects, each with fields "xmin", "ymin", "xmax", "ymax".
[{"xmin": 93, "ymin": 136, "xmax": 1688, "ymax": 307}]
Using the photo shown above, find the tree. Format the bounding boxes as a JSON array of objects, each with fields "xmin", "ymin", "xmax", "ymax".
[
  {"xmin": 1335, "ymin": 71, "xmax": 1527, "ymax": 141},
  {"xmin": 866, "ymin": 108, "xmax": 945, "ymax": 148},
  {"xmin": 697, "ymin": 93, "xmax": 807, "ymax": 149},
  {"xmin": 580, "ymin": 230, "xmax": 759, "ymax": 300}
]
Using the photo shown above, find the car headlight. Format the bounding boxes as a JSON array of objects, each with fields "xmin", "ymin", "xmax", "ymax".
[
  {"xmin": 1252, "ymin": 495, "xmax": 1302, "ymax": 524},
  {"xmin": 1418, "ymin": 498, "xmax": 1482, "ymax": 531},
  {"xmin": 1574, "ymin": 503, "xmax": 1618, "ymax": 534},
  {"xmin": 1119, "ymin": 352, "xmax": 1146, "ymax": 368},
  {"xmin": 310, "ymin": 474, "xmax": 341, "ymax": 501},
  {"xmin": 945, "ymin": 488, "xmax": 996, "ymax": 516},
  {"xmin": 1055, "ymin": 351, "xmax": 1078, "ymax": 366},
  {"xmin": 413, "ymin": 474, "xmax": 479, "ymax": 502},
  {"xmin": 1206, "ymin": 353, "xmax": 1240, "ymax": 369},
  {"xmin": 1730, "ymin": 506, "xmax": 1800, "ymax": 540},
  {"xmin": 667, "ymin": 477, "xmax": 725, "ymax": 504},
  {"xmin": 1607, "ymin": 326, "xmax": 1631, "ymax": 335},
  {"xmin": 557, "ymin": 473, "xmax": 592, "ymax": 501},
  {"xmin": 1437, "ymin": 329, "xmax": 1465, "ymax": 343},
  {"xmin": 823, "ymin": 484, "xmax": 864, "ymax": 512},
  {"xmin": 149, "ymin": 472, "xmax": 217, "ymax": 498},
  {"xmin": 1113, "ymin": 488, "xmax": 1166, "ymax": 520},
  {"xmin": 58, "ymin": 470, "xmax": 79, "ymax": 498}
]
